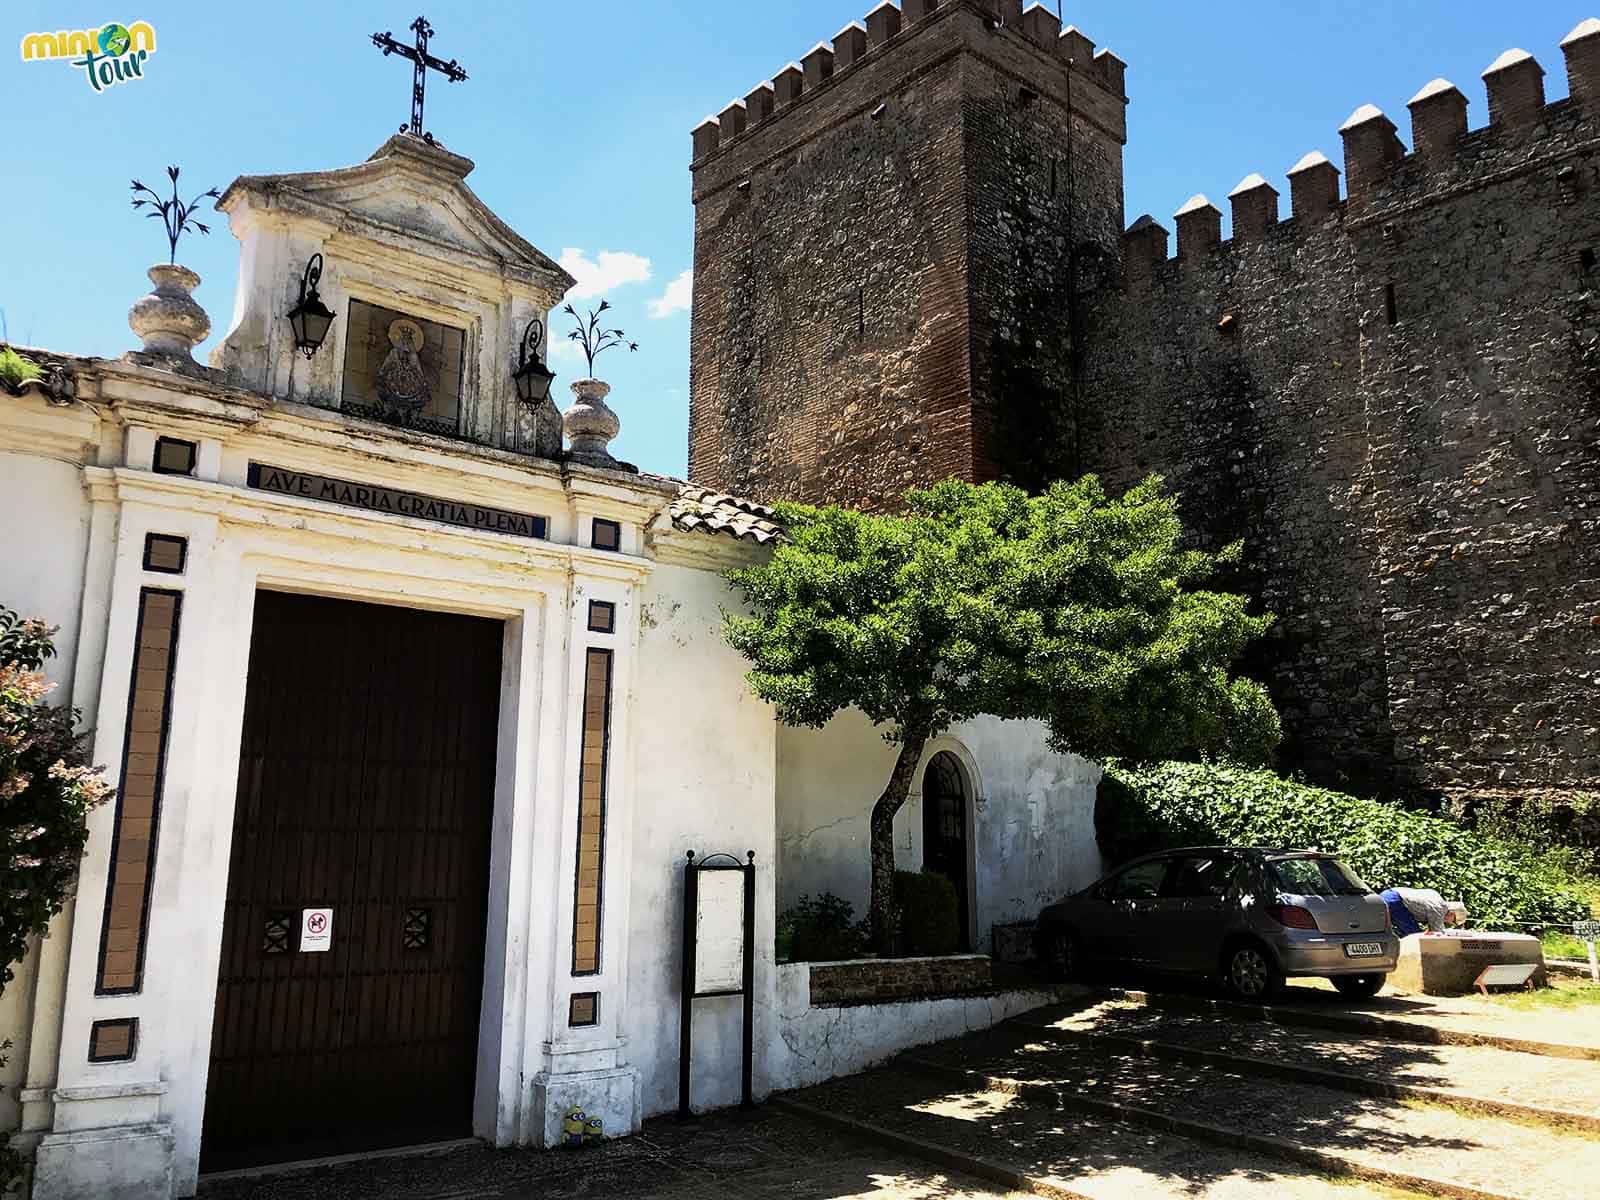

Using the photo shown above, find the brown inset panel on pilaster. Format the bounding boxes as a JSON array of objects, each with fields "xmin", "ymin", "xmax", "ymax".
[
  {"xmin": 89, "ymin": 1017, "xmax": 139, "ymax": 1063},
  {"xmin": 96, "ymin": 587, "xmax": 182, "ymax": 995},
  {"xmin": 571, "ymin": 648, "xmax": 613, "ymax": 976}
]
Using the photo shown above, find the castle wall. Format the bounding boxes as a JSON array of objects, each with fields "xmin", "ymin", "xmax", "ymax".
[
  {"xmin": 1350, "ymin": 97, "xmax": 1600, "ymax": 803},
  {"xmin": 1081, "ymin": 29, "xmax": 1600, "ymax": 804},
  {"xmin": 1079, "ymin": 219, "xmax": 1393, "ymax": 792},
  {"xmin": 687, "ymin": 9, "xmax": 1600, "ymax": 811},
  {"xmin": 688, "ymin": 0, "xmax": 1125, "ymax": 507}
]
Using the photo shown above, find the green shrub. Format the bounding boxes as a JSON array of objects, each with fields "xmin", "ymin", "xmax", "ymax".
[
  {"xmin": 0, "ymin": 346, "xmax": 42, "ymax": 392},
  {"xmin": 1097, "ymin": 760, "xmax": 1589, "ymax": 927},
  {"xmin": 776, "ymin": 893, "xmax": 868, "ymax": 962},
  {"xmin": 894, "ymin": 870, "xmax": 960, "ymax": 956}
]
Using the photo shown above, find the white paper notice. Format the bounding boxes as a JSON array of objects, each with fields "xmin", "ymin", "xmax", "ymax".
[
  {"xmin": 694, "ymin": 871, "xmax": 744, "ymax": 994},
  {"xmin": 300, "ymin": 908, "xmax": 333, "ymax": 953}
]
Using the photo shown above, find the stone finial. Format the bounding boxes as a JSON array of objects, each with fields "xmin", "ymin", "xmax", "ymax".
[
  {"xmin": 903, "ymin": 0, "xmax": 940, "ymax": 21},
  {"xmin": 1174, "ymin": 195, "xmax": 1222, "ymax": 262},
  {"xmin": 1339, "ymin": 104, "xmax": 1403, "ymax": 201},
  {"xmin": 802, "ymin": 43, "xmax": 835, "ymax": 89},
  {"xmin": 1482, "ymin": 49, "xmax": 1546, "ymax": 126},
  {"xmin": 866, "ymin": 1, "xmax": 902, "ymax": 47},
  {"xmin": 1563, "ymin": 18, "xmax": 1600, "ymax": 105},
  {"xmin": 774, "ymin": 63, "xmax": 804, "ymax": 106},
  {"xmin": 1093, "ymin": 47, "xmax": 1127, "ymax": 96},
  {"xmin": 129, "ymin": 264, "xmax": 210, "ymax": 359},
  {"xmin": 745, "ymin": 82, "xmax": 775, "ymax": 127},
  {"xmin": 718, "ymin": 99, "xmax": 748, "ymax": 139},
  {"xmin": 1059, "ymin": 25, "xmax": 1095, "ymax": 65},
  {"xmin": 1228, "ymin": 174, "xmax": 1280, "ymax": 239},
  {"xmin": 691, "ymin": 117, "xmax": 720, "ymax": 161},
  {"xmin": 1022, "ymin": 4, "xmax": 1060, "ymax": 49},
  {"xmin": 564, "ymin": 378, "xmax": 622, "ymax": 467},
  {"xmin": 1287, "ymin": 150, "xmax": 1341, "ymax": 222},
  {"xmin": 1123, "ymin": 214, "xmax": 1170, "ymax": 289},
  {"xmin": 1407, "ymin": 78, "xmax": 1468, "ymax": 160},
  {"xmin": 834, "ymin": 22, "xmax": 869, "ymax": 69}
]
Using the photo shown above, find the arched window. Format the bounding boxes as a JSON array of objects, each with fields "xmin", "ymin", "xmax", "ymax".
[{"xmin": 921, "ymin": 751, "xmax": 971, "ymax": 950}]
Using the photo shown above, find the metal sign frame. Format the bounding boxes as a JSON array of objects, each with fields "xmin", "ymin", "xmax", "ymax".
[{"xmin": 678, "ymin": 850, "xmax": 756, "ymax": 1118}]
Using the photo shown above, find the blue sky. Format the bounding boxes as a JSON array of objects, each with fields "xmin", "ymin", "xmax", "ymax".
[{"xmin": 3, "ymin": 2, "xmax": 1591, "ymax": 477}]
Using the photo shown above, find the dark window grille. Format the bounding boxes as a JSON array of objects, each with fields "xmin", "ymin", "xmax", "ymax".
[
  {"xmin": 588, "ymin": 601, "xmax": 616, "ymax": 634},
  {"xmin": 262, "ymin": 912, "xmax": 293, "ymax": 955},
  {"xmin": 403, "ymin": 907, "xmax": 432, "ymax": 951}
]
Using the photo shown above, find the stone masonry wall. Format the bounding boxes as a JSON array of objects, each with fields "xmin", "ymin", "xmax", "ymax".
[
  {"xmin": 688, "ymin": 0, "xmax": 1126, "ymax": 507},
  {"xmin": 689, "ymin": 7, "xmax": 1600, "ymax": 813},
  {"xmin": 1080, "ymin": 29, "xmax": 1600, "ymax": 806}
]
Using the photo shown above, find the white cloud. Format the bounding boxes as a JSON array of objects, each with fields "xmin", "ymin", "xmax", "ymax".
[
  {"xmin": 549, "ymin": 337, "xmax": 586, "ymax": 364},
  {"xmin": 649, "ymin": 269, "xmax": 694, "ymax": 319},
  {"xmin": 559, "ymin": 248, "xmax": 652, "ymax": 301}
]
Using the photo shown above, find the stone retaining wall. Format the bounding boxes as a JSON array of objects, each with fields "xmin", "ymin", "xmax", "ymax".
[{"xmin": 807, "ymin": 954, "xmax": 992, "ymax": 1006}]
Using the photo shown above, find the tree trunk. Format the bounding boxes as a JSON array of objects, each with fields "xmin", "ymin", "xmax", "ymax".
[{"xmin": 868, "ymin": 729, "xmax": 930, "ymax": 956}]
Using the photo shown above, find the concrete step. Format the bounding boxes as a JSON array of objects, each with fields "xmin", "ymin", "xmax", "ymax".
[
  {"xmin": 1057, "ymin": 982, "xmax": 1600, "ymax": 1061},
  {"xmin": 1009, "ymin": 998, "xmax": 1600, "ymax": 1131},
  {"xmin": 785, "ymin": 1066, "xmax": 1442, "ymax": 1200},
  {"xmin": 898, "ymin": 1021, "xmax": 1600, "ymax": 1200}
]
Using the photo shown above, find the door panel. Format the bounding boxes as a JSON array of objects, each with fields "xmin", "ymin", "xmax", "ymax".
[
  {"xmin": 921, "ymin": 752, "xmax": 971, "ymax": 951},
  {"xmin": 202, "ymin": 591, "xmax": 502, "ymax": 1172}
]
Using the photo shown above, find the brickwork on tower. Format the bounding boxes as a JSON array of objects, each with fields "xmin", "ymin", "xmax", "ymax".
[
  {"xmin": 687, "ymin": 7, "xmax": 1600, "ymax": 814},
  {"xmin": 688, "ymin": 0, "xmax": 1126, "ymax": 508}
]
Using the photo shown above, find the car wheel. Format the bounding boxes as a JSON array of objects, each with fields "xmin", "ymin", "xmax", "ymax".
[
  {"xmin": 1224, "ymin": 942, "xmax": 1283, "ymax": 1003},
  {"xmin": 1332, "ymin": 973, "xmax": 1386, "ymax": 1001},
  {"xmin": 1039, "ymin": 927, "xmax": 1080, "ymax": 981}
]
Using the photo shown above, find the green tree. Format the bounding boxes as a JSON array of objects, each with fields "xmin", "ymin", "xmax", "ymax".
[
  {"xmin": 1, "ymin": 607, "xmax": 113, "ymax": 992},
  {"xmin": 724, "ymin": 475, "xmax": 1280, "ymax": 952}
]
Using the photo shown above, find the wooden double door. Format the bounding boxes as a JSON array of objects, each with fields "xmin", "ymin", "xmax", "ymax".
[{"xmin": 202, "ymin": 591, "xmax": 502, "ymax": 1171}]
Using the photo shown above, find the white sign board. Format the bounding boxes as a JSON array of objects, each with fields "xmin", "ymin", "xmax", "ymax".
[
  {"xmin": 300, "ymin": 908, "xmax": 333, "ymax": 953},
  {"xmin": 693, "ymin": 871, "xmax": 745, "ymax": 995}
]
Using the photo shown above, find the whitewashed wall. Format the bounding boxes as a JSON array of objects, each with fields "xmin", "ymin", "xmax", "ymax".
[
  {"xmin": 625, "ymin": 560, "xmax": 778, "ymax": 1119},
  {"xmin": 761, "ymin": 963, "xmax": 1065, "ymax": 1091},
  {"xmin": 777, "ymin": 713, "xmax": 1105, "ymax": 951},
  {"xmin": 0, "ymin": 443, "xmax": 95, "ymax": 1163}
]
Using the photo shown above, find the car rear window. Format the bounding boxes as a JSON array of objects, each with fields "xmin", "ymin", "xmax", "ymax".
[{"xmin": 1269, "ymin": 856, "xmax": 1369, "ymax": 897}]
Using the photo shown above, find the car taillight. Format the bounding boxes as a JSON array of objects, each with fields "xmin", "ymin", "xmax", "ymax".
[{"xmin": 1269, "ymin": 904, "xmax": 1318, "ymax": 930}]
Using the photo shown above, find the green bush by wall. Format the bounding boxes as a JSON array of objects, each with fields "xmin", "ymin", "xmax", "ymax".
[
  {"xmin": 894, "ymin": 870, "xmax": 961, "ymax": 956},
  {"xmin": 1097, "ymin": 760, "xmax": 1589, "ymax": 927},
  {"xmin": 776, "ymin": 893, "xmax": 868, "ymax": 962}
]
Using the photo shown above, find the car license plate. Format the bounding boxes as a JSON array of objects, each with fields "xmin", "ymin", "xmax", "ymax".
[{"xmin": 1344, "ymin": 942, "xmax": 1383, "ymax": 958}]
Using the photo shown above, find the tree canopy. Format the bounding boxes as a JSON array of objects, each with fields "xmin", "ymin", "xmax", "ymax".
[{"xmin": 723, "ymin": 475, "xmax": 1280, "ymax": 950}]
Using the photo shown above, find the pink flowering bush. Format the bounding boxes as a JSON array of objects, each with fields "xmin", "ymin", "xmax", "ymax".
[{"xmin": 1, "ymin": 606, "xmax": 112, "ymax": 990}]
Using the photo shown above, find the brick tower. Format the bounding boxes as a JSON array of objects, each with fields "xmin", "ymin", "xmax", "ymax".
[{"xmin": 688, "ymin": 0, "xmax": 1126, "ymax": 508}]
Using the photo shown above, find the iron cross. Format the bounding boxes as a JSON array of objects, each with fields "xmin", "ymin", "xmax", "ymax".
[{"xmin": 370, "ymin": 16, "xmax": 467, "ymax": 141}]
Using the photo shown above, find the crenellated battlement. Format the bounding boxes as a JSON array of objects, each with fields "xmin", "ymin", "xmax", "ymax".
[
  {"xmin": 689, "ymin": 0, "xmax": 1125, "ymax": 169},
  {"xmin": 1123, "ymin": 18, "xmax": 1600, "ymax": 288}
]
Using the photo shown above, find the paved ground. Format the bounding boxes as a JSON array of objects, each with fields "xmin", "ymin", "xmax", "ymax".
[
  {"xmin": 200, "ymin": 981, "xmax": 1600, "ymax": 1200},
  {"xmin": 198, "ymin": 1108, "xmax": 1025, "ymax": 1200}
]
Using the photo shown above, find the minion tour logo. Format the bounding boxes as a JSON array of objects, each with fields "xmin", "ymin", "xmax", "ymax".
[{"xmin": 19, "ymin": 21, "xmax": 157, "ymax": 92}]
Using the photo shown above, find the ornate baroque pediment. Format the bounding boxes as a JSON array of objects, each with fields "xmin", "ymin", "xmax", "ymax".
[{"xmin": 218, "ymin": 134, "xmax": 569, "ymax": 291}]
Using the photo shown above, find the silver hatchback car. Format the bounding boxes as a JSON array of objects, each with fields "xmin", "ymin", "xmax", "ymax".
[{"xmin": 1034, "ymin": 846, "xmax": 1400, "ymax": 1002}]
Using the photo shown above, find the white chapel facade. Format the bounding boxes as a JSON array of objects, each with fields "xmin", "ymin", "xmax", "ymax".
[{"xmin": 0, "ymin": 130, "xmax": 1102, "ymax": 1199}]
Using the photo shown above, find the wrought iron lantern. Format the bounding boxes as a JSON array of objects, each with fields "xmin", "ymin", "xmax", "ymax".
[
  {"xmin": 513, "ymin": 318, "xmax": 557, "ymax": 406},
  {"xmin": 286, "ymin": 254, "xmax": 336, "ymax": 359}
]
